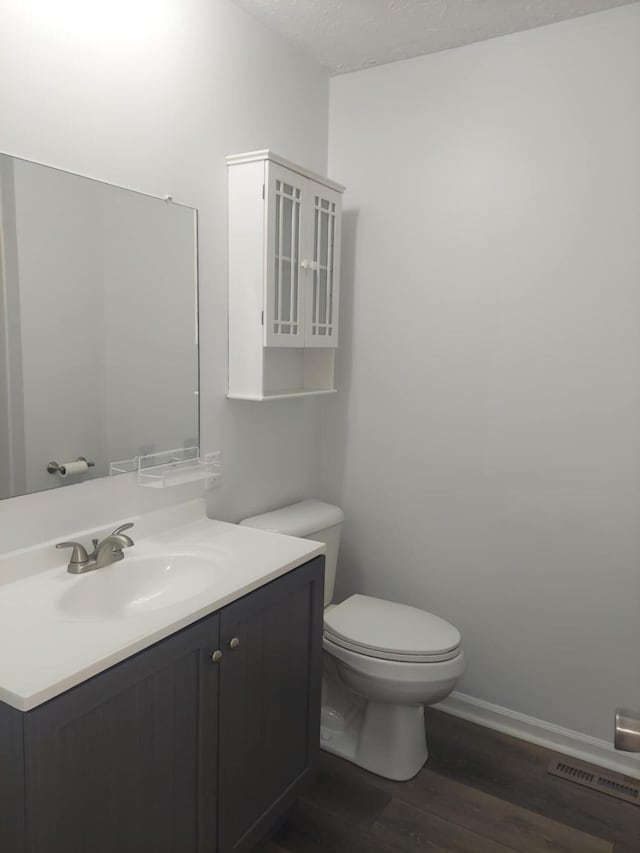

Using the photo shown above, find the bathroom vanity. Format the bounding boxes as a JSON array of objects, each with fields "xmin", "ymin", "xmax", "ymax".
[
  {"xmin": 0, "ymin": 152, "xmax": 327, "ymax": 851},
  {"xmin": 0, "ymin": 501, "xmax": 325, "ymax": 853}
]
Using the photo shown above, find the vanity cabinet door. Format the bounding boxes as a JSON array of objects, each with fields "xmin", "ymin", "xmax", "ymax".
[
  {"xmin": 217, "ymin": 557, "xmax": 324, "ymax": 853},
  {"xmin": 24, "ymin": 613, "xmax": 220, "ymax": 853}
]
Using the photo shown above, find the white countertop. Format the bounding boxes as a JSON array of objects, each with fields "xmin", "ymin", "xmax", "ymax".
[{"xmin": 0, "ymin": 499, "xmax": 324, "ymax": 711}]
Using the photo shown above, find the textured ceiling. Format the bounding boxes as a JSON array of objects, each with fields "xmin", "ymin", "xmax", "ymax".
[{"xmin": 231, "ymin": 0, "xmax": 638, "ymax": 73}]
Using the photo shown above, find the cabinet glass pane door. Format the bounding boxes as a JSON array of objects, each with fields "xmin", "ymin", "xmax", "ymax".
[
  {"xmin": 306, "ymin": 185, "xmax": 341, "ymax": 348},
  {"xmin": 265, "ymin": 167, "xmax": 306, "ymax": 347}
]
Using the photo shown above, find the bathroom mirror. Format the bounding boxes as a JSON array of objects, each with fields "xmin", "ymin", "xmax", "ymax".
[{"xmin": 0, "ymin": 154, "xmax": 198, "ymax": 499}]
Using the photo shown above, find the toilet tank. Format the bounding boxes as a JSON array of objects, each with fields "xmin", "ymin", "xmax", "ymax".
[{"xmin": 240, "ymin": 500, "xmax": 344, "ymax": 606}]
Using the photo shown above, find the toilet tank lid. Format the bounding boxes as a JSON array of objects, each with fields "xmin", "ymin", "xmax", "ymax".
[{"xmin": 240, "ymin": 500, "xmax": 344, "ymax": 538}]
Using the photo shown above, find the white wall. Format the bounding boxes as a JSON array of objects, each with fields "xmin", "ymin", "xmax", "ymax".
[
  {"xmin": 0, "ymin": 0, "xmax": 329, "ymax": 547},
  {"xmin": 326, "ymin": 4, "xmax": 640, "ymax": 743}
]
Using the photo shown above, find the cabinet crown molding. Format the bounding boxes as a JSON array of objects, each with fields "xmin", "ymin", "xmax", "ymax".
[{"xmin": 226, "ymin": 149, "xmax": 345, "ymax": 194}]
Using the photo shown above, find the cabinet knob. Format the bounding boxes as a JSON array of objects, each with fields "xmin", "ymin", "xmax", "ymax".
[
  {"xmin": 229, "ymin": 637, "xmax": 240, "ymax": 650},
  {"xmin": 300, "ymin": 259, "xmax": 310, "ymax": 270},
  {"xmin": 211, "ymin": 650, "xmax": 223, "ymax": 663}
]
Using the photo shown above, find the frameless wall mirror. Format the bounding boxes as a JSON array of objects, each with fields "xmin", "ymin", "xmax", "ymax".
[{"xmin": 0, "ymin": 154, "xmax": 198, "ymax": 499}]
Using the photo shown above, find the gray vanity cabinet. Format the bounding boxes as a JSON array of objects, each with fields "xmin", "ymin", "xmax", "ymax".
[
  {"xmin": 24, "ymin": 612, "xmax": 219, "ymax": 853},
  {"xmin": 0, "ymin": 557, "xmax": 324, "ymax": 853},
  {"xmin": 218, "ymin": 557, "xmax": 324, "ymax": 853},
  {"xmin": 0, "ymin": 702, "xmax": 25, "ymax": 852}
]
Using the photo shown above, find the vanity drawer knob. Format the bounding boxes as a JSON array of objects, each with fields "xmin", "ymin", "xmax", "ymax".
[
  {"xmin": 229, "ymin": 637, "xmax": 240, "ymax": 650},
  {"xmin": 211, "ymin": 650, "xmax": 223, "ymax": 663}
]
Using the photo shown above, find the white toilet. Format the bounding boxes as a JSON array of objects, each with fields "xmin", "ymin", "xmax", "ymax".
[{"xmin": 241, "ymin": 500, "xmax": 465, "ymax": 781}]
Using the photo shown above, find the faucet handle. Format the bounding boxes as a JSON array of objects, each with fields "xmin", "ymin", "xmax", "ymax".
[
  {"xmin": 56, "ymin": 541, "xmax": 90, "ymax": 565},
  {"xmin": 111, "ymin": 522, "xmax": 134, "ymax": 548}
]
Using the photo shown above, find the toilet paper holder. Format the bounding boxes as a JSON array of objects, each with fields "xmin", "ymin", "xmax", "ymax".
[{"xmin": 47, "ymin": 457, "xmax": 95, "ymax": 476}]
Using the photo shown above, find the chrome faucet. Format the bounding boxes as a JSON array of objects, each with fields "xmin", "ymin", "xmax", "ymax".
[{"xmin": 56, "ymin": 523, "xmax": 135, "ymax": 574}]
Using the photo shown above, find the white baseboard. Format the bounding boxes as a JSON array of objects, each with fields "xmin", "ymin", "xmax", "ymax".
[{"xmin": 435, "ymin": 691, "xmax": 640, "ymax": 781}]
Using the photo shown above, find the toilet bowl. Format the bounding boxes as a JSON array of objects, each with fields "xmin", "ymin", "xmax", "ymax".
[{"xmin": 240, "ymin": 500, "xmax": 465, "ymax": 781}]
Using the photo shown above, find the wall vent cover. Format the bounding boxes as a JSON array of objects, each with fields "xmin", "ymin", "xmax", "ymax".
[{"xmin": 547, "ymin": 755, "xmax": 640, "ymax": 806}]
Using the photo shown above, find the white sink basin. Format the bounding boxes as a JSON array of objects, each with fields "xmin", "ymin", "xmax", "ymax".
[{"xmin": 57, "ymin": 554, "xmax": 225, "ymax": 619}]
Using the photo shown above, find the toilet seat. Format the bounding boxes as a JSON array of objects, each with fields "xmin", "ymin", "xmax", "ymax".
[
  {"xmin": 323, "ymin": 633, "xmax": 461, "ymax": 663},
  {"xmin": 324, "ymin": 594, "xmax": 462, "ymax": 664}
]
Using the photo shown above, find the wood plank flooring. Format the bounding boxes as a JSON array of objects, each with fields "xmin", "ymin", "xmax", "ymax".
[{"xmin": 254, "ymin": 709, "xmax": 640, "ymax": 853}]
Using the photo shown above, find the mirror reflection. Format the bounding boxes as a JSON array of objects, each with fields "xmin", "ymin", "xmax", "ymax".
[{"xmin": 0, "ymin": 154, "xmax": 198, "ymax": 499}]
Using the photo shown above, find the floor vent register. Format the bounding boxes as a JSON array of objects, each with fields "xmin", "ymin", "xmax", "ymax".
[{"xmin": 547, "ymin": 755, "xmax": 639, "ymax": 806}]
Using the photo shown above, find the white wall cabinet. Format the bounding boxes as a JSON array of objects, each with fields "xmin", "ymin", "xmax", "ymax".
[{"xmin": 228, "ymin": 151, "xmax": 344, "ymax": 400}]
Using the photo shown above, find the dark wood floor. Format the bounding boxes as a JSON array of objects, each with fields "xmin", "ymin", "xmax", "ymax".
[{"xmin": 255, "ymin": 709, "xmax": 640, "ymax": 853}]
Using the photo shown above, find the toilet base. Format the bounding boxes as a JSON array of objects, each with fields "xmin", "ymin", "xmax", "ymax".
[{"xmin": 321, "ymin": 699, "xmax": 428, "ymax": 781}]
